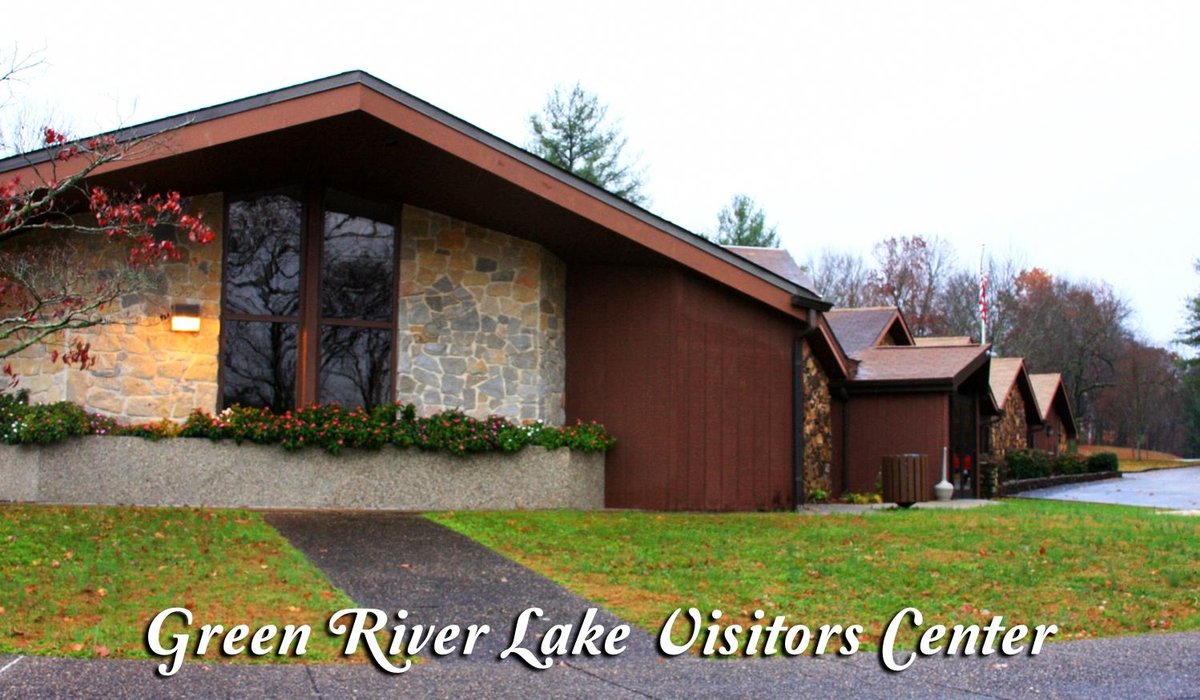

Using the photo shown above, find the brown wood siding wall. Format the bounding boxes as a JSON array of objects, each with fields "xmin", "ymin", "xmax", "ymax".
[
  {"xmin": 844, "ymin": 393, "xmax": 949, "ymax": 498},
  {"xmin": 1032, "ymin": 413, "xmax": 1064, "ymax": 454},
  {"xmin": 830, "ymin": 395, "xmax": 846, "ymax": 496},
  {"xmin": 566, "ymin": 265, "xmax": 798, "ymax": 511}
]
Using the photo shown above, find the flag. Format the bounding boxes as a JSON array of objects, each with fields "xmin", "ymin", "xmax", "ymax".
[{"xmin": 978, "ymin": 247, "xmax": 989, "ymax": 344}]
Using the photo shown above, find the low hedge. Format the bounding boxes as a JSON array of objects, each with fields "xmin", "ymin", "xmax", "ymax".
[
  {"xmin": 0, "ymin": 397, "xmax": 615, "ymax": 456},
  {"xmin": 1003, "ymin": 448, "xmax": 1118, "ymax": 480}
]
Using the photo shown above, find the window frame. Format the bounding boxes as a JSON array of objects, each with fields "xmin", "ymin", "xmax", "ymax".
[{"xmin": 218, "ymin": 184, "xmax": 402, "ymax": 410}]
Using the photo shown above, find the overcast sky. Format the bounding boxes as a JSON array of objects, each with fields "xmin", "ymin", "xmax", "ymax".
[{"xmin": 4, "ymin": 1, "xmax": 1197, "ymax": 347}]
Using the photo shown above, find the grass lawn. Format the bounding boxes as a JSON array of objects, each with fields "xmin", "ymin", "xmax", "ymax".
[
  {"xmin": 1120, "ymin": 458, "xmax": 1200, "ymax": 473},
  {"xmin": 0, "ymin": 504, "xmax": 357, "ymax": 662},
  {"xmin": 430, "ymin": 500, "xmax": 1200, "ymax": 651}
]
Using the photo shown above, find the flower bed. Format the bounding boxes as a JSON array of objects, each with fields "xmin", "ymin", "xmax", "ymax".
[{"xmin": 0, "ymin": 397, "xmax": 614, "ymax": 455}]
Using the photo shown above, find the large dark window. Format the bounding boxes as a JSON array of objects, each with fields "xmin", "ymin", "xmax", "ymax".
[{"xmin": 220, "ymin": 188, "xmax": 396, "ymax": 411}]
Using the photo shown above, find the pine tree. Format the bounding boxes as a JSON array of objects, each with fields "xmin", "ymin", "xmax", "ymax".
[
  {"xmin": 528, "ymin": 83, "xmax": 647, "ymax": 205},
  {"xmin": 712, "ymin": 194, "xmax": 779, "ymax": 247}
]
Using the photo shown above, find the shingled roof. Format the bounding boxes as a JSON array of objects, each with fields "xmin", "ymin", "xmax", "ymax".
[
  {"xmin": 989, "ymin": 357, "xmax": 1025, "ymax": 411},
  {"xmin": 851, "ymin": 344, "xmax": 991, "ymax": 388},
  {"xmin": 825, "ymin": 307, "xmax": 913, "ymax": 359},
  {"xmin": 1029, "ymin": 373, "xmax": 1079, "ymax": 438},
  {"xmin": 724, "ymin": 246, "xmax": 817, "ymax": 291}
]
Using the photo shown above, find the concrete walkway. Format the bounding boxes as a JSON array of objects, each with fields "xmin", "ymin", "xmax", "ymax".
[
  {"xmin": 1019, "ymin": 467, "xmax": 1200, "ymax": 510},
  {"xmin": 262, "ymin": 511, "xmax": 658, "ymax": 663},
  {"xmin": 1, "ymin": 632, "xmax": 1198, "ymax": 698}
]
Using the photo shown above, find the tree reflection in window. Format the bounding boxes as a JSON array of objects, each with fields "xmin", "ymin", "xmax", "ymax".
[
  {"xmin": 319, "ymin": 326, "xmax": 391, "ymax": 408},
  {"xmin": 219, "ymin": 189, "xmax": 395, "ymax": 412},
  {"xmin": 322, "ymin": 192, "xmax": 394, "ymax": 322},
  {"xmin": 318, "ymin": 191, "xmax": 394, "ymax": 408},
  {"xmin": 221, "ymin": 192, "xmax": 304, "ymax": 412},
  {"xmin": 222, "ymin": 321, "xmax": 298, "ymax": 413},
  {"xmin": 225, "ymin": 192, "xmax": 302, "ymax": 317}
]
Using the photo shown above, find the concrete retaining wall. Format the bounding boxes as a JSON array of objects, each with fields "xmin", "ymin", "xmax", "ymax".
[
  {"xmin": 1001, "ymin": 470, "xmax": 1120, "ymax": 496},
  {"xmin": 0, "ymin": 437, "xmax": 604, "ymax": 510}
]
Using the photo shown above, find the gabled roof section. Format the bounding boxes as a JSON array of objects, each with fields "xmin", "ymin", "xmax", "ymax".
[
  {"xmin": 0, "ymin": 71, "xmax": 828, "ymax": 317},
  {"xmin": 849, "ymin": 344, "xmax": 991, "ymax": 390},
  {"xmin": 914, "ymin": 336, "xmax": 973, "ymax": 347},
  {"xmin": 1030, "ymin": 373, "xmax": 1079, "ymax": 438},
  {"xmin": 988, "ymin": 357, "xmax": 1024, "ymax": 411},
  {"xmin": 825, "ymin": 306, "xmax": 915, "ymax": 360},
  {"xmin": 989, "ymin": 357, "xmax": 1042, "ymax": 423}
]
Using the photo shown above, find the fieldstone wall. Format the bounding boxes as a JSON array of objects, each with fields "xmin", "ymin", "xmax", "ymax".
[
  {"xmin": 397, "ymin": 206, "xmax": 566, "ymax": 425},
  {"xmin": 1, "ymin": 194, "xmax": 223, "ymax": 421},
  {"xmin": 801, "ymin": 340, "xmax": 834, "ymax": 498},
  {"xmin": 991, "ymin": 389, "xmax": 1029, "ymax": 457}
]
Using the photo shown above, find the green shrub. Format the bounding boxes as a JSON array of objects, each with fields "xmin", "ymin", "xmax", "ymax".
[
  {"xmin": 0, "ymin": 398, "xmax": 616, "ymax": 457},
  {"xmin": 1005, "ymin": 449, "xmax": 1051, "ymax": 480},
  {"xmin": 115, "ymin": 420, "xmax": 180, "ymax": 441},
  {"xmin": 806, "ymin": 488, "xmax": 829, "ymax": 504},
  {"xmin": 1086, "ymin": 451, "xmax": 1119, "ymax": 473},
  {"xmin": 1052, "ymin": 453, "xmax": 1088, "ymax": 475},
  {"xmin": 843, "ymin": 492, "xmax": 882, "ymax": 505},
  {"xmin": 0, "ymin": 401, "xmax": 90, "ymax": 445},
  {"xmin": 180, "ymin": 403, "xmax": 614, "ymax": 456}
]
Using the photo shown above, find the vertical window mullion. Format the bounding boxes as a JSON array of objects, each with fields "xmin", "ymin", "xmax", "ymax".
[{"xmin": 298, "ymin": 186, "xmax": 325, "ymax": 407}]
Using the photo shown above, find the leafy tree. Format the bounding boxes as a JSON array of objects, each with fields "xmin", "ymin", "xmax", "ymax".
[
  {"xmin": 869, "ymin": 235, "xmax": 956, "ymax": 336},
  {"xmin": 710, "ymin": 194, "xmax": 778, "ymax": 247},
  {"xmin": 528, "ymin": 83, "xmax": 647, "ymax": 205},
  {"xmin": 0, "ymin": 54, "xmax": 216, "ymax": 380},
  {"xmin": 807, "ymin": 249, "xmax": 875, "ymax": 308},
  {"xmin": 1002, "ymin": 269, "xmax": 1131, "ymax": 437},
  {"xmin": 1095, "ymin": 339, "xmax": 1183, "ymax": 457},
  {"xmin": 1180, "ymin": 259, "xmax": 1200, "ymax": 455}
]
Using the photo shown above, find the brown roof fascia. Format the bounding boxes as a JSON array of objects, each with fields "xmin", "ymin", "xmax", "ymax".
[
  {"xmin": 1014, "ymin": 364, "xmax": 1044, "ymax": 425},
  {"xmin": 807, "ymin": 313, "xmax": 852, "ymax": 381},
  {"xmin": 880, "ymin": 308, "xmax": 915, "ymax": 347},
  {"xmin": 0, "ymin": 71, "xmax": 827, "ymax": 319},
  {"xmin": 950, "ymin": 344, "xmax": 993, "ymax": 387},
  {"xmin": 1054, "ymin": 383, "xmax": 1079, "ymax": 438}
]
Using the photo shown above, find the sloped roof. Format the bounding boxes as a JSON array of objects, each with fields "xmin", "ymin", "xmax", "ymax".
[
  {"xmin": 725, "ymin": 246, "xmax": 817, "ymax": 291},
  {"xmin": 914, "ymin": 336, "xmax": 973, "ymax": 347},
  {"xmin": 988, "ymin": 357, "xmax": 1025, "ymax": 411},
  {"xmin": 825, "ymin": 307, "xmax": 913, "ymax": 359},
  {"xmin": 851, "ymin": 344, "xmax": 991, "ymax": 387},
  {"xmin": 0, "ymin": 71, "xmax": 828, "ymax": 318},
  {"xmin": 1029, "ymin": 373, "xmax": 1079, "ymax": 438}
]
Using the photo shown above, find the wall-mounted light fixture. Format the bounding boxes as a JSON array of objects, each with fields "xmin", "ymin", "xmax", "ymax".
[{"xmin": 170, "ymin": 303, "xmax": 202, "ymax": 333}]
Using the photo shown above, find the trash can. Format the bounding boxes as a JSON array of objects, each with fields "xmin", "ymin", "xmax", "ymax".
[{"xmin": 881, "ymin": 454, "xmax": 928, "ymax": 507}]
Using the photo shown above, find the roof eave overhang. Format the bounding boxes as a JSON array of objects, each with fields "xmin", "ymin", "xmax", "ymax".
[
  {"xmin": 842, "ymin": 378, "xmax": 957, "ymax": 394},
  {"xmin": 0, "ymin": 71, "xmax": 826, "ymax": 318}
]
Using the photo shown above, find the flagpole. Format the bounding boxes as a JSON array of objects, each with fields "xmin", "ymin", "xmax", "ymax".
[{"xmin": 979, "ymin": 244, "xmax": 987, "ymax": 345}]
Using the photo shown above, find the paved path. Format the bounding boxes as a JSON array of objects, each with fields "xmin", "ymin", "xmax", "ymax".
[
  {"xmin": 1020, "ymin": 467, "xmax": 1200, "ymax": 510},
  {"xmin": 1, "ymin": 632, "xmax": 1198, "ymax": 698},
  {"xmin": 262, "ymin": 511, "xmax": 658, "ymax": 663}
]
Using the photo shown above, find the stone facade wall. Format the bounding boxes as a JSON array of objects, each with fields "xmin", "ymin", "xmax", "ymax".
[
  {"xmin": 991, "ymin": 389, "xmax": 1029, "ymax": 457},
  {"xmin": 1, "ymin": 194, "xmax": 223, "ymax": 421},
  {"xmin": 397, "ymin": 205, "xmax": 566, "ymax": 425},
  {"xmin": 801, "ymin": 340, "xmax": 834, "ymax": 498}
]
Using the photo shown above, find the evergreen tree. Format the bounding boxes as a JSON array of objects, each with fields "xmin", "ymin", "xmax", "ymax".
[
  {"xmin": 712, "ymin": 194, "xmax": 779, "ymax": 247},
  {"xmin": 1180, "ymin": 259, "xmax": 1200, "ymax": 455},
  {"xmin": 528, "ymin": 83, "xmax": 647, "ymax": 205}
]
